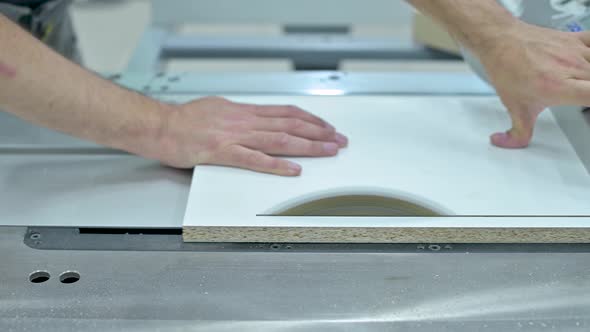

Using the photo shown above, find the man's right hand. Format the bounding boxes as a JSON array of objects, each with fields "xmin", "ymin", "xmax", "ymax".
[
  {"xmin": 477, "ymin": 22, "xmax": 590, "ymax": 148},
  {"xmin": 154, "ymin": 97, "xmax": 348, "ymax": 176},
  {"xmin": 407, "ymin": 0, "xmax": 590, "ymax": 149}
]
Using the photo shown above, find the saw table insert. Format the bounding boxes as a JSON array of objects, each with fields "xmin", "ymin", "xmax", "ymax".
[{"xmin": 183, "ymin": 95, "xmax": 590, "ymax": 243}]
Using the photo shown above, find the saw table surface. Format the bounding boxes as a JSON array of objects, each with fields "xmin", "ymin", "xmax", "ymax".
[
  {"xmin": 2, "ymin": 71, "xmax": 590, "ymax": 331},
  {"xmin": 183, "ymin": 95, "xmax": 590, "ymax": 243}
]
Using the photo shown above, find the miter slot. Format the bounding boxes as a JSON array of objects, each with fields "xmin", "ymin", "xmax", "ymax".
[{"xmin": 78, "ymin": 228, "xmax": 182, "ymax": 235}]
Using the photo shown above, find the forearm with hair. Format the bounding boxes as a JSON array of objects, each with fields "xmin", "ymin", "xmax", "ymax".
[
  {"xmin": 0, "ymin": 14, "xmax": 167, "ymax": 159},
  {"xmin": 407, "ymin": 0, "xmax": 520, "ymax": 53}
]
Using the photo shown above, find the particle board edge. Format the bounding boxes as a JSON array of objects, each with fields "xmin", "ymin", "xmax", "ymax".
[{"xmin": 182, "ymin": 226, "xmax": 590, "ymax": 243}]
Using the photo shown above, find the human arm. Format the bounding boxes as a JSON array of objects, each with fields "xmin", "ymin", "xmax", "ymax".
[
  {"xmin": 0, "ymin": 14, "xmax": 347, "ymax": 176},
  {"xmin": 408, "ymin": 0, "xmax": 590, "ymax": 148}
]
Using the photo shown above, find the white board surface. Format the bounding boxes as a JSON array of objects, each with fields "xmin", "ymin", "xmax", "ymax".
[{"xmin": 183, "ymin": 95, "xmax": 590, "ymax": 231}]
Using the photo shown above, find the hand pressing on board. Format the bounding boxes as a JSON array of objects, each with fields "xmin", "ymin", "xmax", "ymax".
[
  {"xmin": 0, "ymin": 14, "xmax": 346, "ymax": 177},
  {"xmin": 478, "ymin": 22, "xmax": 590, "ymax": 148},
  {"xmin": 408, "ymin": 0, "xmax": 590, "ymax": 148},
  {"xmin": 156, "ymin": 97, "xmax": 348, "ymax": 176}
]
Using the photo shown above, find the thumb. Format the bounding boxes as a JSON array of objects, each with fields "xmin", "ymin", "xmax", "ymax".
[{"xmin": 490, "ymin": 102, "xmax": 543, "ymax": 149}]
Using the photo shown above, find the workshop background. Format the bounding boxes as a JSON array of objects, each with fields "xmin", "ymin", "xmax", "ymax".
[{"xmin": 70, "ymin": 0, "xmax": 469, "ymax": 73}]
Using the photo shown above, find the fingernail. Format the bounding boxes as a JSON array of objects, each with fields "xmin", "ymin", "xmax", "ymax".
[
  {"xmin": 287, "ymin": 162, "xmax": 301, "ymax": 175},
  {"xmin": 490, "ymin": 132, "xmax": 509, "ymax": 145},
  {"xmin": 323, "ymin": 142, "xmax": 339, "ymax": 155},
  {"xmin": 490, "ymin": 132, "xmax": 529, "ymax": 149},
  {"xmin": 335, "ymin": 133, "xmax": 348, "ymax": 147}
]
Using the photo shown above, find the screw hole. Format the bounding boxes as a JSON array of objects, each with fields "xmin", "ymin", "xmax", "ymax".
[
  {"xmin": 428, "ymin": 244, "xmax": 441, "ymax": 251},
  {"xmin": 29, "ymin": 271, "xmax": 50, "ymax": 283},
  {"xmin": 270, "ymin": 244, "xmax": 281, "ymax": 250},
  {"xmin": 59, "ymin": 271, "xmax": 80, "ymax": 284},
  {"xmin": 30, "ymin": 233, "xmax": 41, "ymax": 240}
]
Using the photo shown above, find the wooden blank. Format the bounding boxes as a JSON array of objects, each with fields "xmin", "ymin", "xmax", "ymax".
[{"xmin": 183, "ymin": 95, "xmax": 590, "ymax": 243}]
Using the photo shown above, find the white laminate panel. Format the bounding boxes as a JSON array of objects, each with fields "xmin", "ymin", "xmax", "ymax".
[{"xmin": 183, "ymin": 95, "xmax": 590, "ymax": 232}]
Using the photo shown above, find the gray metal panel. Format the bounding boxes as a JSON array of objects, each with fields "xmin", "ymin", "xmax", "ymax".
[
  {"xmin": 0, "ymin": 153, "xmax": 189, "ymax": 228},
  {"xmin": 150, "ymin": 0, "xmax": 414, "ymax": 25},
  {"xmin": 552, "ymin": 106, "xmax": 590, "ymax": 174},
  {"xmin": 160, "ymin": 35, "xmax": 457, "ymax": 70},
  {"xmin": 0, "ymin": 111, "xmax": 97, "ymax": 148},
  {"xmin": 23, "ymin": 227, "xmax": 590, "ymax": 253},
  {"xmin": 142, "ymin": 72, "xmax": 495, "ymax": 96},
  {"xmin": 1, "ymin": 227, "xmax": 589, "ymax": 331},
  {"xmin": 139, "ymin": 0, "xmax": 419, "ymax": 71}
]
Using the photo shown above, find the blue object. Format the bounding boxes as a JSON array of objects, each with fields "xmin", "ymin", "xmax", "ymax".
[{"xmin": 566, "ymin": 22, "xmax": 584, "ymax": 32}]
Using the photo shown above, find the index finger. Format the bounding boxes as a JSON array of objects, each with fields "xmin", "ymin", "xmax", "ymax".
[{"xmin": 211, "ymin": 145, "xmax": 302, "ymax": 177}]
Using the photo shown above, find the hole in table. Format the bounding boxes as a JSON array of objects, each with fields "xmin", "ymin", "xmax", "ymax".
[
  {"xmin": 59, "ymin": 271, "xmax": 80, "ymax": 284},
  {"xmin": 29, "ymin": 271, "xmax": 50, "ymax": 284},
  {"xmin": 428, "ymin": 244, "xmax": 442, "ymax": 251}
]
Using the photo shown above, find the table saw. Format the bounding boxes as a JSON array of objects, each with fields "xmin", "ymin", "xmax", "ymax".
[
  {"xmin": 3, "ymin": 0, "xmax": 590, "ymax": 331},
  {"xmin": 2, "ymin": 70, "xmax": 590, "ymax": 331}
]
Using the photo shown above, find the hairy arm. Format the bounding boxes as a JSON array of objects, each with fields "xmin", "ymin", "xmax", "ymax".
[
  {"xmin": 407, "ymin": 0, "xmax": 517, "ymax": 52},
  {"xmin": 0, "ymin": 14, "xmax": 346, "ymax": 176},
  {"xmin": 408, "ymin": 0, "xmax": 590, "ymax": 148},
  {"xmin": 0, "ymin": 14, "xmax": 165, "ymax": 158}
]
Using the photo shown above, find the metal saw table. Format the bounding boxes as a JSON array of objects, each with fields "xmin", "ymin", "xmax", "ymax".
[{"xmin": 1, "ymin": 71, "xmax": 590, "ymax": 332}]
